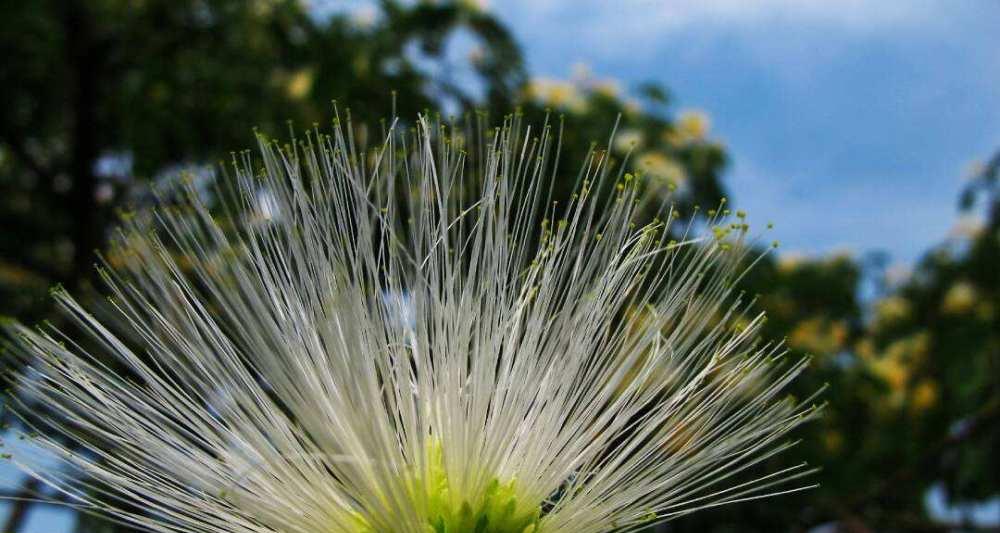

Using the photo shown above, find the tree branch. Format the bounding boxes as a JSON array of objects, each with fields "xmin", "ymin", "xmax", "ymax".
[{"xmin": 1, "ymin": 477, "xmax": 43, "ymax": 533}]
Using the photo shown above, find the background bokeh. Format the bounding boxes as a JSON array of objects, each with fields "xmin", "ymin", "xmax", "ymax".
[{"xmin": 0, "ymin": 1, "xmax": 997, "ymax": 531}]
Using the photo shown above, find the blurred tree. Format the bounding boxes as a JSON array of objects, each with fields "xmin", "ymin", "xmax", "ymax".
[
  {"xmin": 726, "ymin": 153, "xmax": 998, "ymax": 532},
  {"xmin": 830, "ymin": 150, "xmax": 999, "ymax": 531},
  {"xmin": 652, "ymin": 148, "xmax": 999, "ymax": 532},
  {"xmin": 653, "ymin": 249, "xmax": 865, "ymax": 533},
  {"xmin": 518, "ymin": 69, "xmax": 728, "ymax": 222},
  {"xmin": 0, "ymin": 0, "xmax": 524, "ymax": 531},
  {"xmin": 0, "ymin": 0, "xmax": 526, "ymax": 318}
]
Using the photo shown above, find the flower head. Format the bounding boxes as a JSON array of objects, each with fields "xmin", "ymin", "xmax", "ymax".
[{"xmin": 3, "ymin": 113, "xmax": 820, "ymax": 533}]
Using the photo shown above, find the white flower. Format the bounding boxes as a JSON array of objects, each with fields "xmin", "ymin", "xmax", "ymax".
[
  {"xmin": 613, "ymin": 128, "xmax": 644, "ymax": 153},
  {"xmin": 3, "ymin": 114, "xmax": 820, "ymax": 533},
  {"xmin": 524, "ymin": 78, "xmax": 587, "ymax": 113},
  {"xmin": 636, "ymin": 151, "xmax": 687, "ymax": 197}
]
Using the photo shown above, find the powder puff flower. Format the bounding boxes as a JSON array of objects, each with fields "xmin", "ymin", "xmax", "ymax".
[{"xmin": 3, "ymin": 113, "xmax": 821, "ymax": 533}]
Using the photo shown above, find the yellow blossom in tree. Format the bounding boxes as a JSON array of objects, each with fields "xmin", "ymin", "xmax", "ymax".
[
  {"xmin": 855, "ymin": 338, "xmax": 877, "ymax": 361},
  {"xmin": 870, "ymin": 355, "xmax": 908, "ymax": 393},
  {"xmin": 636, "ymin": 151, "xmax": 686, "ymax": 195},
  {"xmin": 666, "ymin": 109, "xmax": 711, "ymax": 146},
  {"xmin": 941, "ymin": 280, "xmax": 977, "ymax": 315},
  {"xmin": 948, "ymin": 214, "xmax": 985, "ymax": 240},
  {"xmin": 524, "ymin": 78, "xmax": 587, "ymax": 113},
  {"xmin": 885, "ymin": 332, "xmax": 930, "ymax": 365},
  {"xmin": 457, "ymin": 0, "xmax": 488, "ymax": 12},
  {"xmin": 286, "ymin": 68, "xmax": 314, "ymax": 100},
  {"xmin": 873, "ymin": 295, "xmax": 911, "ymax": 329},
  {"xmin": 788, "ymin": 317, "xmax": 848, "ymax": 355},
  {"xmin": 777, "ymin": 252, "xmax": 806, "ymax": 273},
  {"xmin": 591, "ymin": 79, "xmax": 621, "ymax": 98},
  {"xmin": 826, "ymin": 247, "xmax": 855, "ymax": 264},
  {"xmin": 909, "ymin": 379, "xmax": 939, "ymax": 413},
  {"xmin": 822, "ymin": 430, "xmax": 844, "ymax": 454},
  {"xmin": 868, "ymin": 332, "xmax": 931, "ymax": 408}
]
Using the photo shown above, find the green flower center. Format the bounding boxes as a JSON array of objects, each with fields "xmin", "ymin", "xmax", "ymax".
[
  {"xmin": 420, "ymin": 442, "xmax": 540, "ymax": 533},
  {"xmin": 423, "ymin": 476, "xmax": 540, "ymax": 533},
  {"xmin": 354, "ymin": 442, "xmax": 542, "ymax": 533}
]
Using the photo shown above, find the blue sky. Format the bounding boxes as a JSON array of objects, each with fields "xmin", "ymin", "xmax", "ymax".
[{"xmin": 492, "ymin": 0, "xmax": 1000, "ymax": 264}]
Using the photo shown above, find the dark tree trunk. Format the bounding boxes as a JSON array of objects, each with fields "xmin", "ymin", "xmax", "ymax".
[
  {"xmin": 3, "ymin": 2, "xmax": 102, "ymax": 531},
  {"xmin": 64, "ymin": 0, "xmax": 102, "ymax": 293}
]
